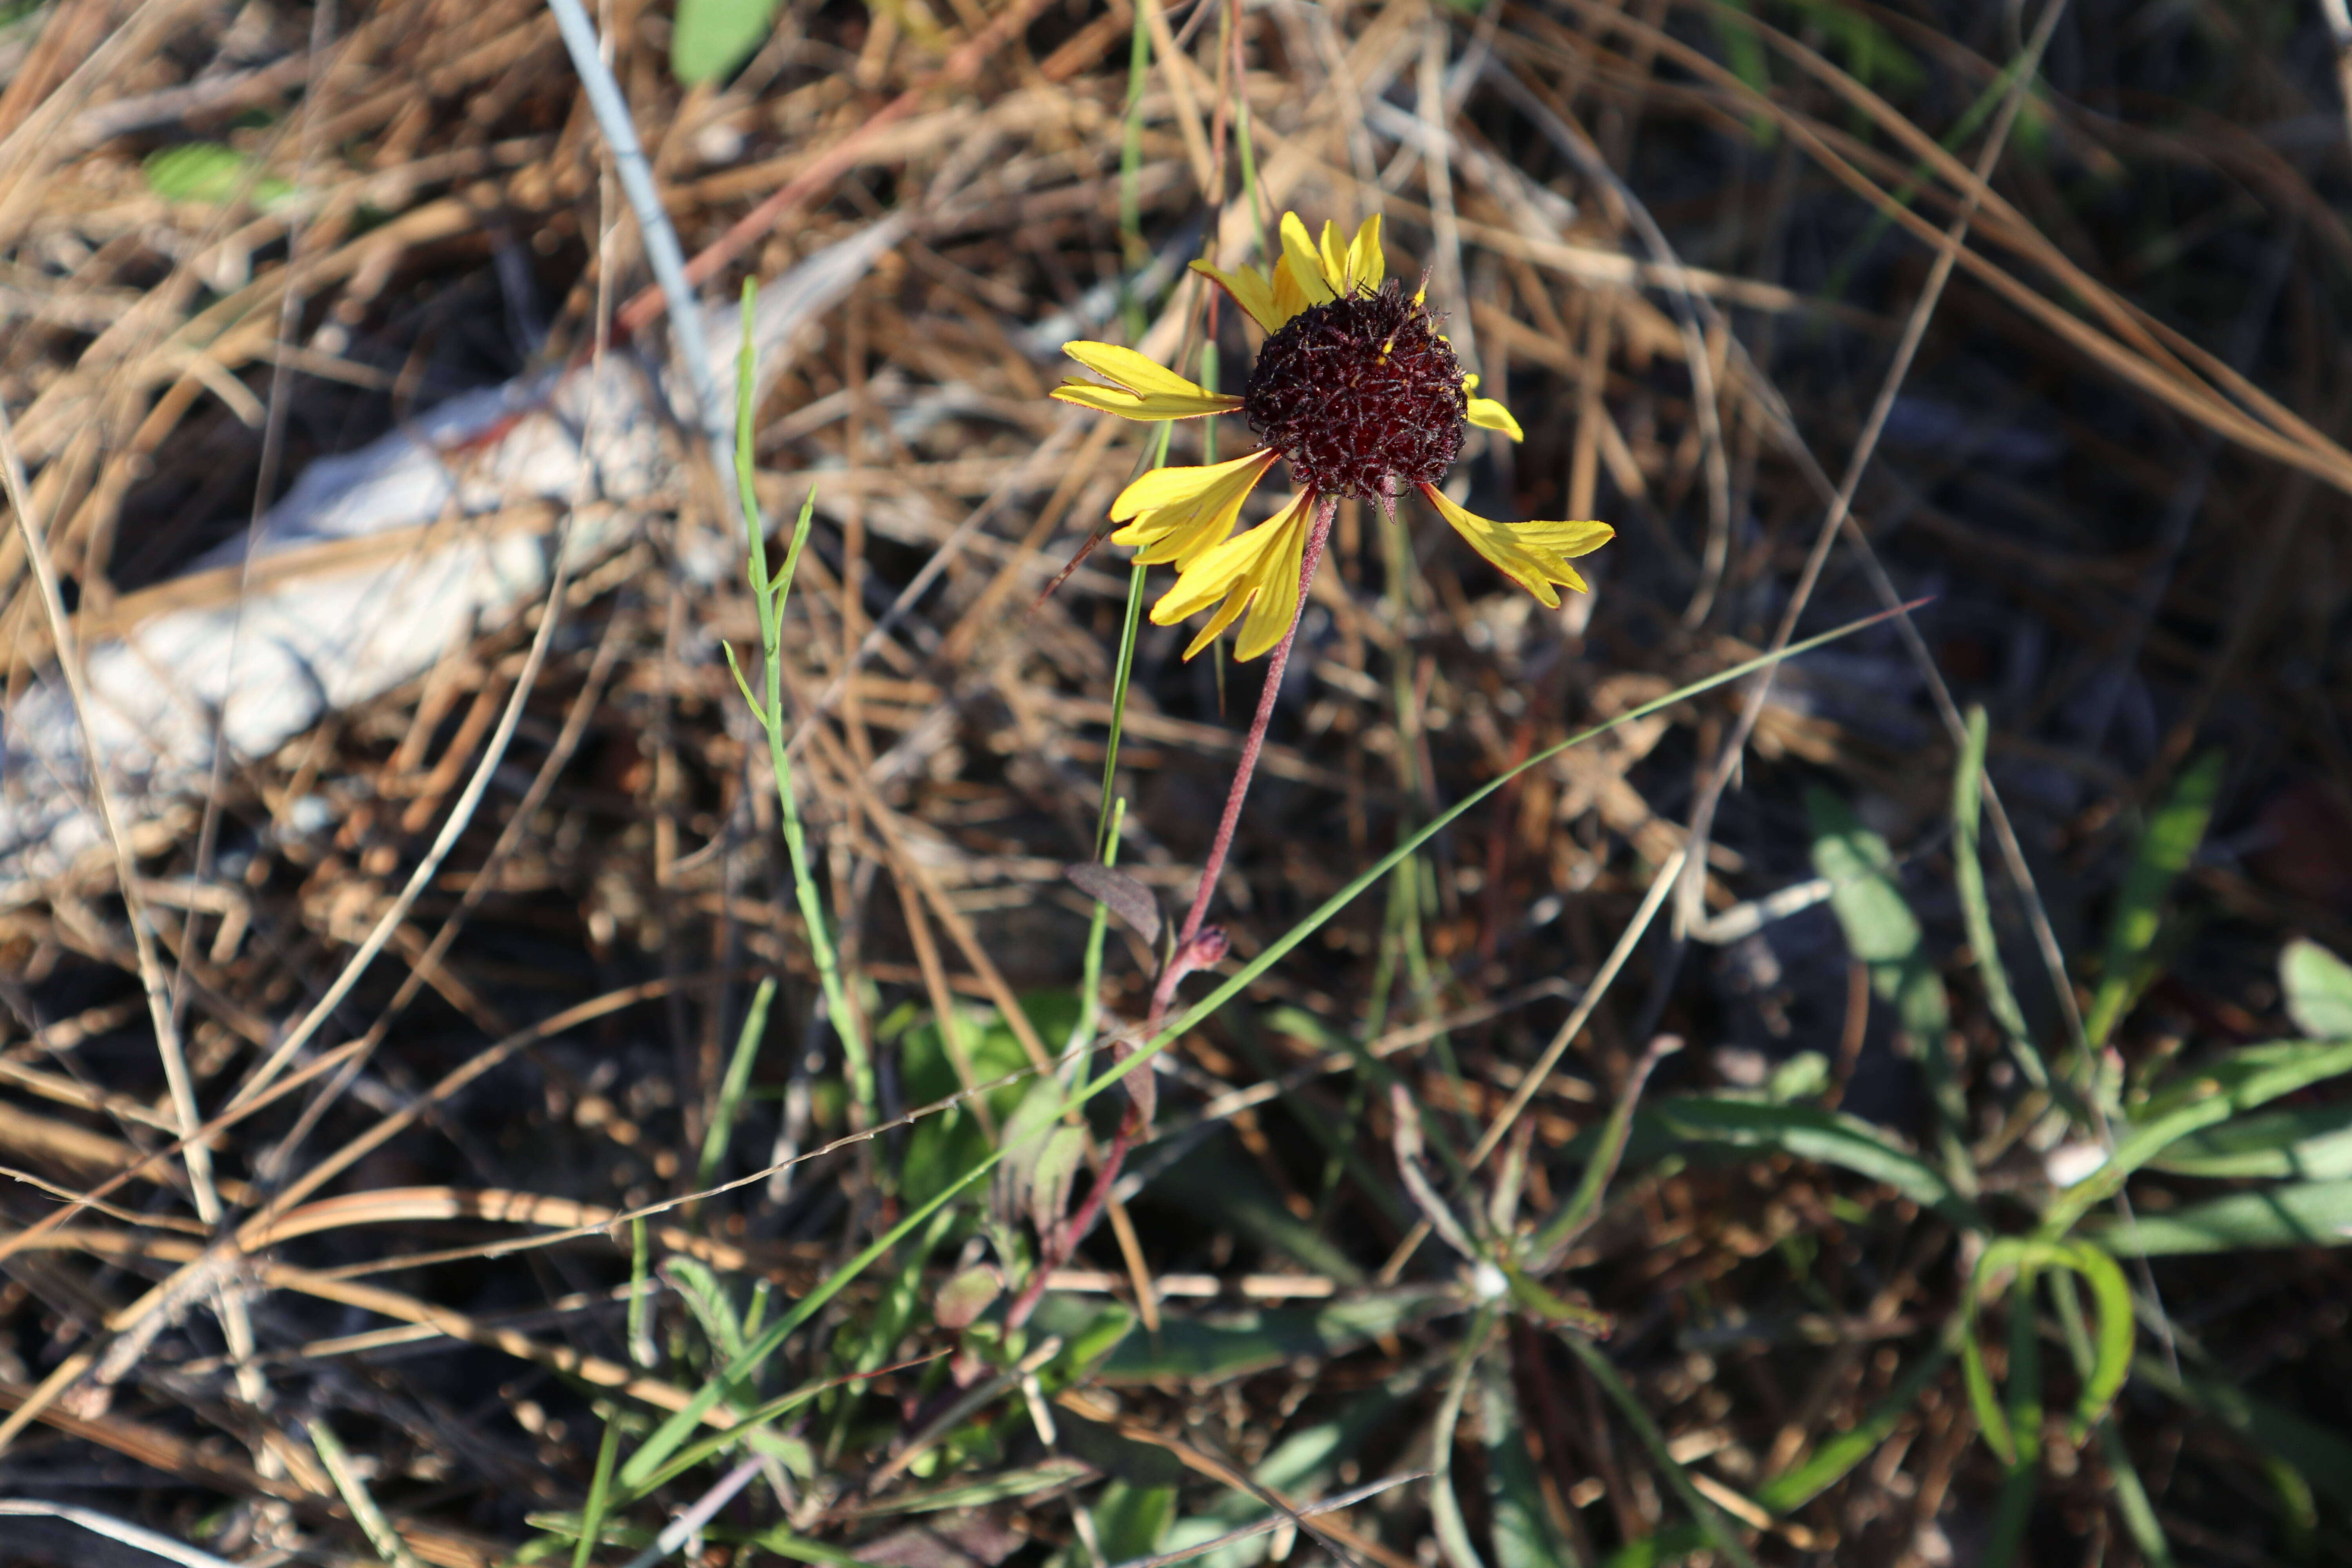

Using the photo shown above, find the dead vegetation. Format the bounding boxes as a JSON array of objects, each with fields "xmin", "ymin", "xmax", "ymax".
[{"xmin": 3, "ymin": 0, "xmax": 2352, "ymax": 1564}]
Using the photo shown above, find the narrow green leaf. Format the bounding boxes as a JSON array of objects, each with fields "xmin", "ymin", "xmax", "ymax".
[
  {"xmin": 2055, "ymin": 1241, "xmax": 2134, "ymax": 1439},
  {"xmin": 2282, "ymin": 938, "xmax": 2352, "ymax": 1040},
  {"xmin": 671, "ymin": 0, "xmax": 780, "ymax": 84},
  {"xmin": 1559, "ymin": 1333, "xmax": 1760, "ymax": 1568},
  {"xmin": 2145, "ymin": 1103, "xmax": 2352, "ymax": 1180},
  {"xmin": 1757, "ymin": 1342, "xmax": 1952, "ymax": 1512},
  {"xmin": 1649, "ymin": 1098, "xmax": 1978, "ymax": 1229},
  {"xmin": 1807, "ymin": 787, "xmax": 1965, "ymax": 1177},
  {"xmin": 1953, "ymin": 705, "xmax": 2047, "ymax": 1089},
  {"xmin": 1025, "ymin": 1289, "xmax": 1448, "ymax": 1386},
  {"xmin": 2085, "ymin": 1178, "xmax": 2352, "ymax": 1255},
  {"xmin": 145, "ymin": 142, "xmax": 297, "ymax": 209},
  {"xmin": 572, "ymin": 1413, "xmax": 624, "ymax": 1568},
  {"xmin": 1806, "ymin": 787, "xmax": 1950, "ymax": 1046},
  {"xmin": 2049, "ymin": 1040, "xmax": 2352, "ymax": 1229},
  {"xmin": 1483, "ymin": 1358, "xmax": 1586, "ymax": 1568},
  {"xmin": 2087, "ymin": 751, "xmax": 2224, "ymax": 1048},
  {"xmin": 1428, "ymin": 1305, "xmax": 1501, "ymax": 1568},
  {"xmin": 1092, "ymin": 1480, "xmax": 1178, "ymax": 1561},
  {"xmin": 698, "ymin": 975, "xmax": 776, "ymax": 1188}
]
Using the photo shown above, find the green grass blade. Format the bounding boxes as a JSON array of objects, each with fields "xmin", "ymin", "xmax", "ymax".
[
  {"xmin": 1806, "ymin": 786, "xmax": 1966, "ymax": 1183},
  {"xmin": 1482, "ymin": 1355, "xmax": 1587, "ymax": 1568},
  {"xmin": 1532, "ymin": 1034, "xmax": 1681, "ymax": 1261},
  {"xmin": 310, "ymin": 1417, "xmax": 426, "ymax": 1568},
  {"xmin": 1757, "ymin": 1341, "xmax": 1953, "ymax": 1512},
  {"xmin": 735, "ymin": 280, "xmax": 871, "ymax": 1126},
  {"xmin": 1559, "ymin": 1332, "xmax": 1760, "ymax": 1568},
  {"xmin": 1648, "ymin": 1098, "xmax": 1978, "ymax": 1230},
  {"xmin": 2145, "ymin": 1103, "xmax": 2352, "ymax": 1179},
  {"xmin": 697, "ymin": 976, "xmax": 776, "ymax": 1189},
  {"xmin": 1428, "ymin": 1305, "xmax": 1501, "ymax": 1568},
  {"xmin": 2084, "ymin": 1178, "xmax": 2352, "ymax": 1254},
  {"xmin": 1954, "ymin": 705, "xmax": 2047, "ymax": 1089},
  {"xmin": 2086, "ymin": 750, "xmax": 2225, "ymax": 1050},
  {"xmin": 2048, "ymin": 1040, "xmax": 2352, "ymax": 1231},
  {"xmin": 574, "ymin": 1411, "xmax": 625, "ymax": 1568}
]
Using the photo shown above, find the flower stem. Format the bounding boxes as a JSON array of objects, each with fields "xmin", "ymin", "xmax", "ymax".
[
  {"xmin": 1014, "ymin": 495, "xmax": 1338, "ymax": 1327},
  {"xmin": 1158, "ymin": 493, "xmax": 1340, "ymax": 1010}
]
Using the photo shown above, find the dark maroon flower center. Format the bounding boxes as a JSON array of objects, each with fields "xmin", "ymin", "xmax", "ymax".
[{"xmin": 1241, "ymin": 282, "xmax": 1467, "ymax": 501}]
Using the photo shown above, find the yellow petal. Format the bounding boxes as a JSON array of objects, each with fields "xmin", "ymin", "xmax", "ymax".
[
  {"xmin": 1233, "ymin": 495, "xmax": 1314, "ymax": 659},
  {"xmin": 1051, "ymin": 381, "xmax": 1241, "ymax": 420},
  {"xmin": 1278, "ymin": 214, "xmax": 1337, "ymax": 307},
  {"xmin": 1061, "ymin": 340, "xmax": 1221, "ymax": 400},
  {"xmin": 1419, "ymin": 483, "xmax": 1613, "ymax": 609},
  {"xmin": 1182, "ymin": 583, "xmax": 1254, "ymax": 661},
  {"xmin": 1107, "ymin": 450, "xmax": 1278, "ymax": 566},
  {"xmin": 1186, "ymin": 490, "xmax": 1314, "ymax": 661},
  {"xmin": 1318, "ymin": 220, "xmax": 1350, "ymax": 294},
  {"xmin": 1269, "ymin": 253, "xmax": 1316, "ymax": 325},
  {"xmin": 1190, "ymin": 259, "xmax": 1283, "ymax": 333},
  {"xmin": 1347, "ymin": 213, "xmax": 1384, "ymax": 290},
  {"xmin": 1467, "ymin": 397, "xmax": 1524, "ymax": 441},
  {"xmin": 1150, "ymin": 489, "xmax": 1315, "ymax": 659}
]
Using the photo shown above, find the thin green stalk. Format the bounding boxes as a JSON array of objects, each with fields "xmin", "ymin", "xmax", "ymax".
[
  {"xmin": 1119, "ymin": 0, "xmax": 1152, "ymax": 330},
  {"xmin": 698, "ymin": 976, "xmax": 777, "ymax": 1189},
  {"xmin": 628, "ymin": 1216, "xmax": 653, "ymax": 1368},
  {"xmin": 1560, "ymin": 1332, "xmax": 1760, "ymax": 1568},
  {"xmin": 1229, "ymin": 0, "xmax": 1268, "ymax": 256},
  {"xmin": 1067, "ymin": 422, "xmax": 1167, "ymax": 1063},
  {"xmin": 615, "ymin": 607, "xmax": 1909, "ymax": 1490},
  {"xmin": 1071, "ymin": 797, "xmax": 1129, "ymax": 1063},
  {"xmin": 575, "ymin": 1411, "xmax": 626, "ymax": 1568},
  {"xmin": 728, "ymin": 281, "xmax": 872, "ymax": 1125},
  {"xmin": 1954, "ymin": 704, "xmax": 2048, "ymax": 1091},
  {"xmin": 312, "ymin": 1417, "xmax": 426, "ymax": 1568},
  {"xmin": 2052, "ymin": 1271, "xmax": 2175, "ymax": 1566}
]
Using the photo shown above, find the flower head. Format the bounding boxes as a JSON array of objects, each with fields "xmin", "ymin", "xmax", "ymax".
[{"xmin": 1050, "ymin": 212, "xmax": 1612, "ymax": 658}]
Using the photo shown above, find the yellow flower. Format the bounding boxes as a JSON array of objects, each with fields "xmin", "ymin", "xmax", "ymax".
[{"xmin": 1048, "ymin": 211, "xmax": 1613, "ymax": 659}]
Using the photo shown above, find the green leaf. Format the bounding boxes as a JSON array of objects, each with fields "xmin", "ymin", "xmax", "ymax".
[
  {"xmin": 1648, "ymin": 1098, "xmax": 1979, "ymax": 1229},
  {"xmin": 1807, "ymin": 788, "xmax": 1965, "ymax": 1178},
  {"xmin": 2084, "ymin": 1179, "xmax": 2352, "ymax": 1254},
  {"xmin": 697, "ymin": 975, "xmax": 775, "ymax": 1188},
  {"xmin": 2047, "ymin": 1040, "xmax": 2352, "ymax": 1230},
  {"xmin": 1806, "ymin": 788, "xmax": 1950, "ymax": 1047},
  {"xmin": 2087, "ymin": 751, "xmax": 2224, "ymax": 1048},
  {"xmin": 144, "ymin": 142, "xmax": 297, "ymax": 210},
  {"xmin": 2145, "ymin": 1103, "xmax": 2352, "ymax": 1180},
  {"xmin": 1757, "ymin": 1341, "xmax": 1953, "ymax": 1512},
  {"xmin": 664, "ymin": 1256, "xmax": 746, "ymax": 1362},
  {"xmin": 1091, "ymin": 1481, "xmax": 1177, "ymax": 1562},
  {"xmin": 670, "ymin": 0, "xmax": 781, "ymax": 83},
  {"xmin": 2132, "ymin": 1357, "xmax": 2352, "ymax": 1512},
  {"xmin": 1026, "ymin": 1289, "xmax": 1450, "ymax": 1385},
  {"xmin": 1483, "ymin": 1359, "xmax": 1585, "ymax": 1568},
  {"xmin": 2282, "ymin": 939, "xmax": 2352, "ymax": 1040},
  {"xmin": 855, "ymin": 1459, "xmax": 1092, "ymax": 1516},
  {"xmin": 1559, "ymin": 1334, "xmax": 1760, "ymax": 1568},
  {"xmin": 1953, "ymin": 704, "xmax": 2048, "ymax": 1089}
]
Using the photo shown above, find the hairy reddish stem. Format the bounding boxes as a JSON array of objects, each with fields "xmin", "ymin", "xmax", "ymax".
[
  {"xmin": 1006, "ymin": 498, "xmax": 1340, "ymax": 1330},
  {"xmin": 1153, "ymin": 493, "xmax": 1341, "ymax": 1018}
]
